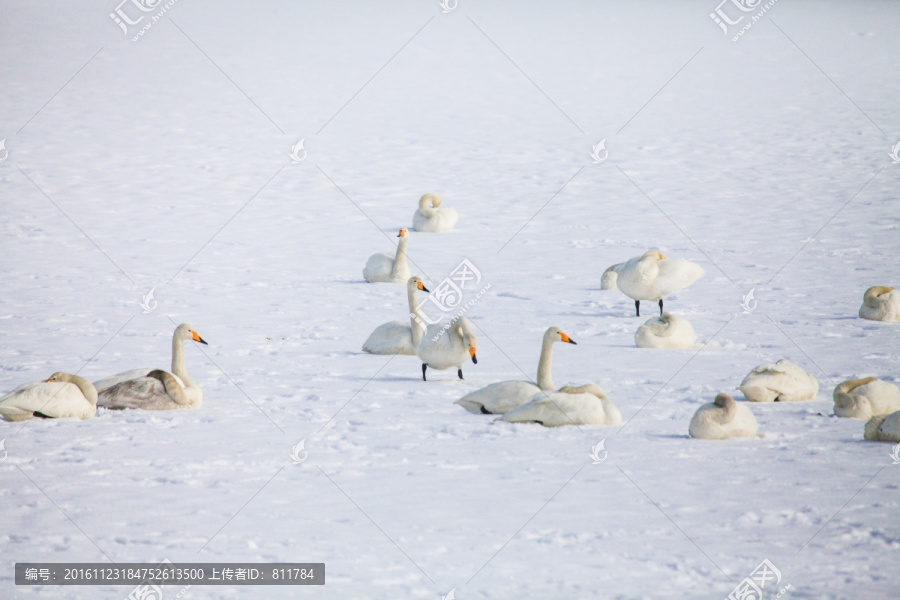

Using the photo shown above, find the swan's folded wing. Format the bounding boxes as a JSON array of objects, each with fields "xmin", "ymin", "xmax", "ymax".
[
  {"xmin": 93, "ymin": 369, "xmax": 154, "ymax": 392},
  {"xmin": 655, "ymin": 259, "xmax": 704, "ymax": 293},
  {"xmin": 98, "ymin": 377, "xmax": 176, "ymax": 410},
  {"xmin": 456, "ymin": 380, "xmax": 539, "ymax": 414},
  {"xmin": 362, "ymin": 321, "xmax": 416, "ymax": 355}
]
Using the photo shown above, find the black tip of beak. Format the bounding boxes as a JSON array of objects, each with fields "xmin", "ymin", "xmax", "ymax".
[
  {"xmin": 421, "ymin": 286, "xmax": 430, "ymax": 293},
  {"xmin": 567, "ymin": 340, "xmax": 577, "ymax": 345},
  {"xmin": 198, "ymin": 337, "xmax": 208, "ymax": 345},
  {"xmin": 472, "ymin": 354, "xmax": 478, "ymax": 364}
]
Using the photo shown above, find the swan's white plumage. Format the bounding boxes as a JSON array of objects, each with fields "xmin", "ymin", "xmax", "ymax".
[
  {"xmin": 833, "ymin": 377, "xmax": 900, "ymax": 419},
  {"xmin": 412, "ymin": 193, "xmax": 457, "ymax": 233},
  {"xmin": 616, "ymin": 250, "xmax": 704, "ymax": 315},
  {"xmin": 858, "ymin": 286, "xmax": 900, "ymax": 321},
  {"xmin": 362, "ymin": 277, "xmax": 429, "ymax": 355},
  {"xmin": 363, "ymin": 228, "xmax": 411, "ymax": 283},
  {"xmin": 634, "ymin": 313, "xmax": 697, "ymax": 348},
  {"xmin": 600, "ymin": 263, "xmax": 622, "ymax": 290},
  {"xmin": 864, "ymin": 410, "xmax": 900, "ymax": 443},
  {"xmin": 418, "ymin": 317, "xmax": 476, "ymax": 379},
  {"xmin": 456, "ymin": 326, "xmax": 576, "ymax": 414},
  {"xmin": 738, "ymin": 359, "xmax": 818, "ymax": 402},
  {"xmin": 688, "ymin": 393, "xmax": 759, "ymax": 439},
  {"xmin": 496, "ymin": 384, "xmax": 621, "ymax": 427},
  {"xmin": 96, "ymin": 324, "xmax": 206, "ymax": 411},
  {"xmin": 0, "ymin": 372, "xmax": 97, "ymax": 421}
]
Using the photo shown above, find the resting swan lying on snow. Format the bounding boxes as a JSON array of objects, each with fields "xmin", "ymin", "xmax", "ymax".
[
  {"xmin": 832, "ymin": 377, "xmax": 900, "ymax": 419},
  {"xmin": 858, "ymin": 286, "xmax": 900, "ymax": 321},
  {"xmin": 95, "ymin": 323, "xmax": 207, "ymax": 410},
  {"xmin": 738, "ymin": 359, "xmax": 819, "ymax": 402},
  {"xmin": 418, "ymin": 317, "xmax": 477, "ymax": 381},
  {"xmin": 496, "ymin": 383, "xmax": 622, "ymax": 427},
  {"xmin": 864, "ymin": 410, "xmax": 900, "ymax": 443},
  {"xmin": 689, "ymin": 393, "xmax": 759, "ymax": 439},
  {"xmin": 0, "ymin": 372, "xmax": 98, "ymax": 421},
  {"xmin": 634, "ymin": 313, "xmax": 697, "ymax": 348},
  {"xmin": 363, "ymin": 228, "xmax": 411, "ymax": 283},
  {"xmin": 615, "ymin": 250, "xmax": 704, "ymax": 317},
  {"xmin": 362, "ymin": 276, "xmax": 429, "ymax": 355},
  {"xmin": 456, "ymin": 326, "xmax": 577, "ymax": 414},
  {"xmin": 412, "ymin": 193, "xmax": 458, "ymax": 233}
]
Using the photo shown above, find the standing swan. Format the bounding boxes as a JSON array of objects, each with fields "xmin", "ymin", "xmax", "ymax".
[
  {"xmin": 0, "ymin": 372, "xmax": 98, "ymax": 421},
  {"xmin": 634, "ymin": 313, "xmax": 697, "ymax": 348},
  {"xmin": 616, "ymin": 250, "xmax": 704, "ymax": 316},
  {"xmin": 832, "ymin": 377, "xmax": 900, "ymax": 419},
  {"xmin": 362, "ymin": 277, "xmax": 430, "ymax": 355},
  {"xmin": 496, "ymin": 384, "xmax": 622, "ymax": 427},
  {"xmin": 363, "ymin": 228, "xmax": 412, "ymax": 283},
  {"xmin": 858, "ymin": 286, "xmax": 900, "ymax": 321},
  {"xmin": 412, "ymin": 193, "xmax": 458, "ymax": 233},
  {"xmin": 94, "ymin": 324, "xmax": 207, "ymax": 410},
  {"xmin": 417, "ymin": 317, "xmax": 477, "ymax": 381},
  {"xmin": 456, "ymin": 327, "xmax": 577, "ymax": 414},
  {"xmin": 738, "ymin": 359, "xmax": 818, "ymax": 402},
  {"xmin": 688, "ymin": 393, "xmax": 759, "ymax": 439}
]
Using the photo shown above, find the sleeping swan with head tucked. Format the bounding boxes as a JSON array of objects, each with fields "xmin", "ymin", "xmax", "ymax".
[
  {"xmin": 616, "ymin": 250, "xmax": 704, "ymax": 317},
  {"xmin": 688, "ymin": 393, "xmax": 759, "ymax": 439},
  {"xmin": 94, "ymin": 323, "xmax": 207, "ymax": 410},
  {"xmin": 0, "ymin": 372, "xmax": 98, "ymax": 421},
  {"xmin": 738, "ymin": 359, "xmax": 818, "ymax": 402},
  {"xmin": 412, "ymin": 193, "xmax": 458, "ymax": 233},
  {"xmin": 832, "ymin": 377, "xmax": 900, "ymax": 419},
  {"xmin": 456, "ymin": 326, "xmax": 577, "ymax": 415},
  {"xmin": 858, "ymin": 286, "xmax": 900, "ymax": 321},
  {"xmin": 634, "ymin": 313, "xmax": 697, "ymax": 348},
  {"xmin": 362, "ymin": 276, "xmax": 429, "ymax": 355}
]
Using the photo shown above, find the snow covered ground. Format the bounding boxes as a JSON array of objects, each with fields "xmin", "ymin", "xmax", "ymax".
[{"xmin": 1, "ymin": 1, "xmax": 899, "ymax": 598}]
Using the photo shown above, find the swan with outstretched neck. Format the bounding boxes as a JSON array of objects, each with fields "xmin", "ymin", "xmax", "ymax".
[
  {"xmin": 362, "ymin": 277, "xmax": 430, "ymax": 355},
  {"xmin": 615, "ymin": 250, "xmax": 704, "ymax": 316},
  {"xmin": 94, "ymin": 323, "xmax": 207, "ymax": 410},
  {"xmin": 0, "ymin": 372, "xmax": 98, "ymax": 421},
  {"xmin": 363, "ymin": 228, "xmax": 411, "ymax": 283},
  {"xmin": 412, "ymin": 193, "xmax": 458, "ymax": 233},
  {"xmin": 456, "ymin": 327, "xmax": 576, "ymax": 414},
  {"xmin": 417, "ymin": 317, "xmax": 477, "ymax": 381}
]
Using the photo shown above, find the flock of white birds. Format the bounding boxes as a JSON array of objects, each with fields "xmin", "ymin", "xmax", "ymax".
[{"xmin": 2, "ymin": 194, "xmax": 900, "ymax": 444}]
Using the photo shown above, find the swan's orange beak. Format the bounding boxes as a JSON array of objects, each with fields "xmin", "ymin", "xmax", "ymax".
[
  {"xmin": 417, "ymin": 281, "xmax": 430, "ymax": 293},
  {"xmin": 192, "ymin": 331, "xmax": 208, "ymax": 345},
  {"xmin": 45, "ymin": 376, "xmax": 56, "ymax": 382},
  {"xmin": 469, "ymin": 346, "xmax": 477, "ymax": 364},
  {"xmin": 560, "ymin": 332, "xmax": 576, "ymax": 345},
  {"xmin": 397, "ymin": 229, "xmax": 406, "ymax": 237}
]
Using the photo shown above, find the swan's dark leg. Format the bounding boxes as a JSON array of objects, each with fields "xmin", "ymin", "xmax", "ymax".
[
  {"xmin": 658, "ymin": 299, "xmax": 664, "ymax": 315},
  {"xmin": 635, "ymin": 300, "xmax": 640, "ymax": 317},
  {"xmin": 480, "ymin": 405, "xmax": 491, "ymax": 414},
  {"xmin": 458, "ymin": 368, "xmax": 464, "ymax": 380},
  {"xmin": 422, "ymin": 363, "xmax": 427, "ymax": 381}
]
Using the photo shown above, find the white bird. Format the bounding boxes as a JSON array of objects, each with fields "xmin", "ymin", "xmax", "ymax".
[
  {"xmin": 456, "ymin": 327, "xmax": 577, "ymax": 414},
  {"xmin": 833, "ymin": 377, "xmax": 900, "ymax": 419},
  {"xmin": 417, "ymin": 317, "xmax": 477, "ymax": 381},
  {"xmin": 0, "ymin": 372, "xmax": 98, "ymax": 421},
  {"xmin": 688, "ymin": 393, "xmax": 759, "ymax": 439},
  {"xmin": 363, "ymin": 228, "xmax": 412, "ymax": 283},
  {"xmin": 94, "ymin": 324, "xmax": 207, "ymax": 410},
  {"xmin": 864, "ymin": 410, "xmax": 900, "ymax": 443},
  {"xmin": 412, "ymin": 193, "xmax": 458, "ymax": 233},
  {"xmin": 496, "ymin": 383, "xmax": 622, "ymax": 427},
  {"xmin": 634, "ymin": 313, "xmax": 697, "ymax": 348},
  {"xmin": 362, "ymin": 276, "xmax": 430, "ymax": 355},
  {"xmin": 738, "ymin": 359, "xmax": 818, "ymax": 402},
  {"xmin": 600, "ymin": 263, "xmax": 623, "ymax": 290},
  {"xmin": 858, "ymin": 286, "xmax": 900, "ymax": 321},
  {"xmin": 615, "ymin": 250, "xmax": 705, "ymax": 317}
]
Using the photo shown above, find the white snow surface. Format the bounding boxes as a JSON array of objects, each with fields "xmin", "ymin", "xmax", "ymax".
[{"xmin": 1, "ymin": 1, "xmax": 899, "ymax": 599}]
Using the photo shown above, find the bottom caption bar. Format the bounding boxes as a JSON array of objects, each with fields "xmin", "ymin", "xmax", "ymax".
[{"xmin": 15, "ymin": 563, "xmax": 324, "ymax": 585}]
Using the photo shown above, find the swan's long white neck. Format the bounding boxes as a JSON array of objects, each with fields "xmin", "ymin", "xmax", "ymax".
[
  {"xmin": 391, "ymin": 235, "xmax": 409, "ymax": 279},
  {"xmin": 418, "ymin": 194, "xmax": 440, "ymax": 217},
  {"xmin": 714, "ymin": 395, "xmax": 736, "ymax": 424},
  {"xmin": 171, "ymin": 335, "xmax": 197, "ymax": 389},
  {"xmin": 536, "ymin": 335, "xmax": 556, "ymax": 390},
  {"xmin": 407, "ymin": 285, "xmax": 426, "ymax": 347},
  {"xmin": 68, "ymin": 374, "xmax": 98, "ymax": 406}
]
